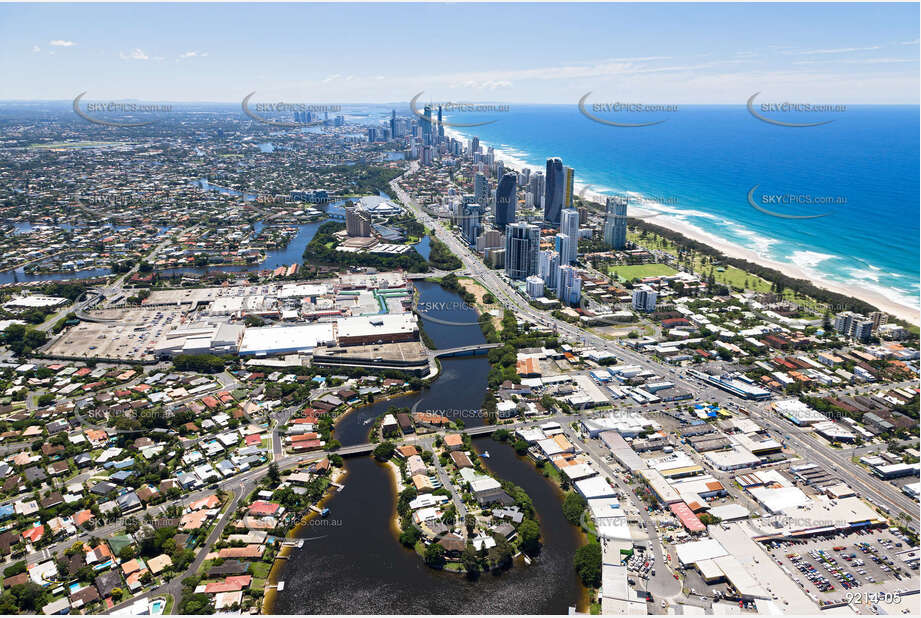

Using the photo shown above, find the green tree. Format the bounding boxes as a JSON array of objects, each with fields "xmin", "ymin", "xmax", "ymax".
[
  {"xmin": 512, "ymin": 439, "xmax": 529, "ymax": 456},
  {"xmin": 562, "ymin": 492, "xmax": 587, "ymax": 526},
  {"xmin": 573, "ymin": 542, "xmax": 603, "ymax": 588},
  {"xmin": 518, "ymin": 519, "xmax": 541, "ymax": 556},
  {"xmin": 399, "ymin": 525, "xmax": 421, "ymax": 548},
  {"xmin": 698, "ymin": 513, "xmax": 722, "ymax": 526},
  {"xmin": 372, "ymin": 441, "xmax": 395, "ymax": 461},
  {"xmin": 461, "ymin": 545, "xmax": 480, "ymax": 580},
  {"xmin": 424, "ymin": 543, "xmax": 446, "ymax": 569},
  {"xmin": 267, "ymin": 462, "xmax": 280, "ymax": 486},
  {"xmin": 2, "ymin": 561, "xmax": 26, "ymax": 578}
]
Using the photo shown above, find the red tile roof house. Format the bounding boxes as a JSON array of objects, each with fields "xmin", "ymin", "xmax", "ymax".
[
  {"xmin": 247, "ymin": 500, "xmax": 282, "ymax": 516},
  {"xmin": 289, "ymin": 439, "xmax": 323, "ymax": 452},
  {"xmin": 22, "ymin": 524, "xmax": 44, "ymax": 543},
  {"xmin": 201, "ymin": 396, "xmax": 220, "ymax": 409},
  {"xmin": 203, "ymin": 575, "xmax": 252, "ymax": 594},
  {"xmin": 189, "ymin": 494, "xmax": 220, "ymax": 511}
]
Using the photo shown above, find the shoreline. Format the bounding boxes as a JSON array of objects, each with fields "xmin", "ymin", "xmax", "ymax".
[
  {"xmin": 262, "ymin": 466, "xmax": 347, "ymax": 614},
  {"xmin": 385, "ymin": 459, "xmax": 404, "ymax": 536},
  {"xmin": 441, "ymin": 127, "xmax": 919, "ymax": 326},
  {"xmin": 475, "ymin": 438, "xmax": 591, "ymax": 613},
  {"xmin": 637, "ymin": 213, "xmax": 920, "ymax": 325}
]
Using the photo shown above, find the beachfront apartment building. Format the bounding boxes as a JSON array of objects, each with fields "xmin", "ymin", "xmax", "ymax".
[
  {"xmin": 603, "ymin": 195, "xmax": 628, "ymax": 249},
  {"xmin": 834, "ymin": 311, "xmax": 874, "ymax": 342}
]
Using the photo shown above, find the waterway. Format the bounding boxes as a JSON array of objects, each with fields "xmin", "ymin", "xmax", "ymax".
[
  {"xmin": 0, "ymin": 223, "xmax": 162, "ymax": 284},
  {"xmin": 271, "ymin": 281, "xmax": 585, "ymax": 614},
  {"xmin": 192, "ymin": 178, "xmax": 259, "ymax": 201},
  {"xmin": 156, "ymin": 220, "xmax": 328, "ymax": 278},
  {"xmin": 413, "ymin": 235, "xmax": 431, "ymax": 261}
]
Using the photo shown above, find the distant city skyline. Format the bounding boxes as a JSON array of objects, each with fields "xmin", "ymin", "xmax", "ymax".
[{"xmin": 0, "ymin": 3, "xmax": 918, "ymax": 103}]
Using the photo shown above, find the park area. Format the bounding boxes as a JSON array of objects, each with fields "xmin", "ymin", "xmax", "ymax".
[{"xmin": 608, "ymin": 263, "xmax": 678, "ymax": 282}]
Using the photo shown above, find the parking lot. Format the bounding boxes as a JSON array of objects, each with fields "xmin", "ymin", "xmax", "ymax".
[
  {"xmin": 47, "ymin": 306, "xmax": 185, "ymax": 361},
  {"xmin": 765, "ymin": 528, "xmax": 919, "ymax": 607},
  {"xmin": 625, "ymin": 548, "xmax": 656, "ymax": 581}
]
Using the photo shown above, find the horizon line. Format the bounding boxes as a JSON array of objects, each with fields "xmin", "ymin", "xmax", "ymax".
[{"xmin": 2, "ymin": 99, "xmax": 920, "ymax": 106}]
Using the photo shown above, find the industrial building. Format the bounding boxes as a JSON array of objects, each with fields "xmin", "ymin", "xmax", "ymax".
[
  {"xmin": 238, "ymin": 323, "xmax": 336, "ymax": 357},
  {"xmin": 335, "ymin": 313, "xmax": 418, "ymax": 346}
]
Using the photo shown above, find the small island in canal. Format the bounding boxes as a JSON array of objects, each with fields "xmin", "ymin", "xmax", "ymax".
[{"xmin": 371, "ymin": 409, "xmax": 542, "ymax": 578}]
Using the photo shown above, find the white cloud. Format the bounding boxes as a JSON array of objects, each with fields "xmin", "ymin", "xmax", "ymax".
[
  {"xmin": 793, "ymin": 57, "xmax": 919, "ymax": 66},
  {"xmin": 120, "ymin": 48, "xmax": 150, "ymax": 61},
  {"xmin": 784, "ymin": 45, "xmax": 881, "ymax": 55},
  {"xmin": 900, "ymin": 39, "xmax": 920, "ymax": 46},
  {"xmin": 49, "ymin": 40, "xmax": 76, "ymax": 47},
  {"xmin": 179, "ymin": 50, "xmax": 207, "ymax": 59},
  {"xmin": 32, "ymin": 45, "xmax": 40, "ymax": 53},
  {"xmin": 451, "ymin": 79, "xmax": 513, "ymax": 90},
  {"xmin": 322, "ymin": 74, "xmax": 341, "ymax": 83}
]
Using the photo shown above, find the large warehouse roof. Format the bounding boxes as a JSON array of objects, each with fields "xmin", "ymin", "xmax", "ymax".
[
  {"xmin": 335, "ymin": 313, "xmax": 417, "ymax": 339},
  {"xmin": 239, "ymin": 323, "xmax": 335, "ymax": 356}
]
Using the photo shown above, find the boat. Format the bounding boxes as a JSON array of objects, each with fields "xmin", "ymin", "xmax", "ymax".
[
  {"xmin": 481, "ymin": 450, "xmax": 490, "ymax": 458},
  {"xmin": 320, "ymin": 507, "xmax": 330, "ymax": 517},
  {"xmin": 362, "ymin": 418, "xmax": 373, "ymax": 425}
]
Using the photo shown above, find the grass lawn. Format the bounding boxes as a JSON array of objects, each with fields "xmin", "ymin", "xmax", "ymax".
[
  {"xmin": 540, "ymin": 463, "xmax": 562, "ymax": 484},
  {"xmin": 249, "ymin": 561, "xmax": 271, "ymax": 579},
  {"xmin": 627, "ymin": 230, "xmax": 835, "ymax": 313},
  {"xmin": 608, "ymin": 263, "xmax": 678, "ymax": 281}
]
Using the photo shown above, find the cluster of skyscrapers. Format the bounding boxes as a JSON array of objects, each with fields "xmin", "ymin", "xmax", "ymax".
[
  {"xmin": 493, "ymin": 155, "xmax": 584, "ymax": 306},
  {"xmin": 376, "ymin": 110, "xmax": 636, "ymax": 307}
]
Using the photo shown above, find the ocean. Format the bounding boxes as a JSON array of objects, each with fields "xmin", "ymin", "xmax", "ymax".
[{"xmin": 439, "ymin": 104, "xmax": 919, "ymax": 315}]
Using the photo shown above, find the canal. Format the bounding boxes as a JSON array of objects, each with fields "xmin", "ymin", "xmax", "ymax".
[
  {"xmin": 272, "ymin": 281, "xmax": 585, "ymax": 614},
  {"xmin": 156, "ymin": 219, "xmax": 328, "ymax": 278}
]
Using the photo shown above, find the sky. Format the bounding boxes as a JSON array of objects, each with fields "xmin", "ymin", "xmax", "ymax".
[{"xmin": 0, "ymin": 2, "xmax": 918, "ymax": 104}]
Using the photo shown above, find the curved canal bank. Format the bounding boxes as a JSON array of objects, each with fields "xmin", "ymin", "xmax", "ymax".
[{"xmin": 269, "ymin": 280, "xmax": 586, "ymax": 614}]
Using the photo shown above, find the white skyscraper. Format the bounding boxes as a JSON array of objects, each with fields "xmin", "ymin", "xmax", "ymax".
[
  {"xmin": 525, "ymin": 275, "xmax": 545, "ymax": 299},
  {"xmin": 558, "ymin": 265, "xmax": 582, "ymax": 306},
  {"xmin": 632, "ymin": 285, "xmax": 658, "ymax": 312},
  {"xmin": 538, "ymin": 249, "xmax": 560, "ymax": 291},
  {"xmin": 560, "ymin": 208, "xmax": 580, "ymax": 264}
]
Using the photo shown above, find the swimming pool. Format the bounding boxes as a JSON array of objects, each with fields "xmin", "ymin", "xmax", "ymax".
[{"xmin": 150, "ymin": 599, "xmax": 166, "ymax": 615}]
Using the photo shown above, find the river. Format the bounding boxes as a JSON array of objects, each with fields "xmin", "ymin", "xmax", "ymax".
[{"xmin": 271, "ymin": 280, "xmax": 585, "ymax": 614}]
